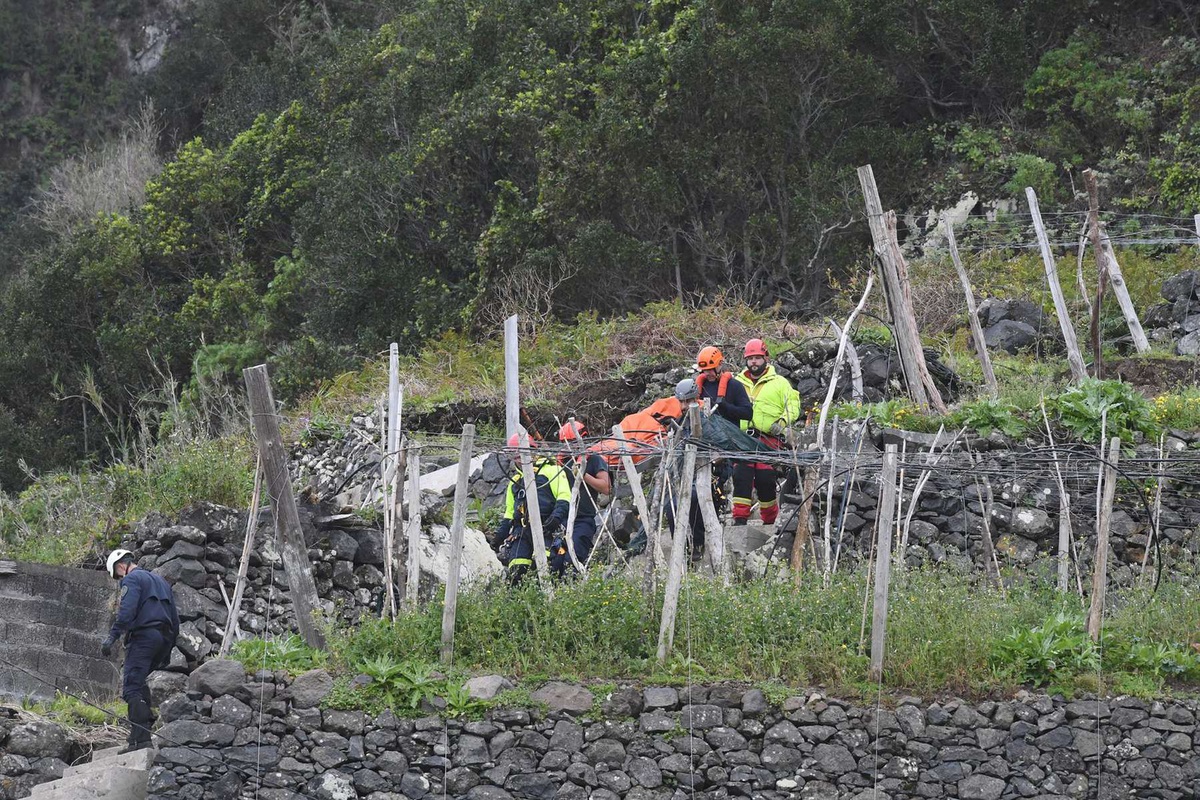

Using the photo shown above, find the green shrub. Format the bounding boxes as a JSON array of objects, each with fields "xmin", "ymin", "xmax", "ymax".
[
  {"xmin": 1049, "ymin": 379, "xmax": 1158, "ymax": 444},
  {"xmin": 953, "ymin": 397, "xmax": 1029, "ymax": 438},
  {"xmin": 991, "ymin": 611, "xmax": 1100, "ymax": 687},
  {"xmin": 993, "ymin": 596, "xmax": 1200, "ymax": 693}
]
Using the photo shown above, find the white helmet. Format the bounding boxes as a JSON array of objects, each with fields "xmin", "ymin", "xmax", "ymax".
[
  {"xmin": 106, "ymin": 549, "xmax": 133, "ymax": 579},
  {"xmin": 675, "ymin": 378, "xmax": 698, "ymax": 402}
]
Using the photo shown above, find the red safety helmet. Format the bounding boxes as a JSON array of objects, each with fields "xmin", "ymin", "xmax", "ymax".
[
  {"xmin": 696, "ymin": 346, "xmax": 723, "ymax": 371},
  {"xmin": 506, "ymin": 432, "xmax": 538, "ymax": 449},
  {"xmin": 744, "ymin": 338, "xmax": 768, "ymax": 358},
  {"xmin": 557, "ymin": 421, "xmax": 587, "ymax": 442}
]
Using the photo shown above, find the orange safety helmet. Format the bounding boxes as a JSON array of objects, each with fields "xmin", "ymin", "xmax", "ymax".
[
  {"xmin": 557, "ymin": 421, "xmax": 587, "ymax": 441},
  {"xmin": 696, "ymin": 346, "xmax": 723, "ymax": 371},
  {"xmin": 744, "ymin": 338, "xmax": 768, "ymax": 358}
]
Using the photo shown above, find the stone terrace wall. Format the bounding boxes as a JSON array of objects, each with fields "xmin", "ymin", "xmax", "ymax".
[
  {"xmin": 146, "ymin": 659, "xmax": 1200, "ymax": 800},
  {"xmin": 0, "ymin": 562, "xmax": 117, "ymax": 701}
]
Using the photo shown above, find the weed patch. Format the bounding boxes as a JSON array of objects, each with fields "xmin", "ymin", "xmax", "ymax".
[{"xmin": 231, "ymin": 633, "xmax": 328, "ymax": 675}]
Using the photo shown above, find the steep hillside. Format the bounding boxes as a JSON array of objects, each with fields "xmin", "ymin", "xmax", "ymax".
[{"xmin": 1, "ymin": 1, "xmax": 1199, "ymax": 484}]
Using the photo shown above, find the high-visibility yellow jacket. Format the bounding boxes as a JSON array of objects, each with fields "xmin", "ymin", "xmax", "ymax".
[
  {"xmin": 735, "ymin": 365, "xmax": 802, "ymax": 433},
  {"xmin": 496, "ymin": 459, "xmax": 571, "ymax": 534}
]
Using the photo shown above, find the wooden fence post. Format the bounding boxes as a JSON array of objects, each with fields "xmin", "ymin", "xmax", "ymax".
[
  {"xmin": 1087, "ymin": 437, "xmax": 1121, "ymax": 641},
  {"xmin": 944, "ymin": 217, "xmax": 998, "ymax": 396},
  {"xmin": 440, "ymin": 425, "xmax": 475, "ymax": 664},
  {"xmin": 656, "ymin": 406, "xmax": 700, "ymax": 664},
  {"xmin": 1083, "ymin": 170, "xmax": 1149, "ymax": 356},
  {"xmin": 517, "ymin": 431, "xmax": 552, "ymax": 588},
  {"xmin": 505, "ymin": 316, "xmax": 520, "ymax": 439},
  {"xmin": 404, "ymin": 447, "xmax": 422, "ymax": 607},
  {"xmin": 1026, "ymin": 187, "xmax": 1088, "ymax": 381},
  {"xmin": 383, "ymin": 343, "xmax": 401, "ymax": 618},
  {"xmin": 243, "ymin": 365, "xmax": 326, "ymax": 650},
  {"xmin": 392, "ymin": 437, "xmax": 408, "ymax": 607},
  {"xmin": 869, "ymin": 444, "xmax": 898, "ymax": 682}
]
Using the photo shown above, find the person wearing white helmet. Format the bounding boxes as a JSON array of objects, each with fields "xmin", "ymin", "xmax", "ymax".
[{"xmin": 102, "ymin": 548, "xmax": 179, "ymax": 752}]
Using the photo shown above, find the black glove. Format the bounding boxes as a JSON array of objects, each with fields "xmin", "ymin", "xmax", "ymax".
[
  {"xmin": 544, "ymin": 517, "xmax": 563, "ymax": 536},
  {"xmin": 101, "ymin": 635, "xmax": 116, "ymax": 657}
]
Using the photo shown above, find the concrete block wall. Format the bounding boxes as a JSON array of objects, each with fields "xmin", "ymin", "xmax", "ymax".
[{"xmin": 0, "ymin": 562, "xmax": 120, "ymax": 701}]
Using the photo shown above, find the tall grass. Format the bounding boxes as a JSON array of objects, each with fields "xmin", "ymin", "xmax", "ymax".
[
  {"xmin": 0, "ymin": 435, "xmax": 254, "ymax": 565},
  {"xmin": 326, "ymin": 569, "xmax": 1198, "ymax": 697}
]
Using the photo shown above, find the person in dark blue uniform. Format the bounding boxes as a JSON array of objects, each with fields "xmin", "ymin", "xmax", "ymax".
[
  {"xmin": 553, "ymin": 421, "xmax": 611, "ymax": 575},
  {"xmin": 101, "ymin": 548, "xmax": 179, "ymax": 752}
]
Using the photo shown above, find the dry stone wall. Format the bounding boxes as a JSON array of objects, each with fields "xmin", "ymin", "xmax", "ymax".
[{"xmin": 138, "ymin": 660, "xmax": 1200, "ymax": 800}]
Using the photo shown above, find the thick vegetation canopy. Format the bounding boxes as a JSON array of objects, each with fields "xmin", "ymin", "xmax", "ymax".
[{"xmin": 1, "ymin": 0, "xmax": 1199, "ymax": 485}]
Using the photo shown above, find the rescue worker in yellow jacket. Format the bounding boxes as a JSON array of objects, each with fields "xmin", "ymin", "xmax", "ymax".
[
  {"xmin": 492, "ymin": 433, "xmax": 572, "ymax": 584},
  {"xmin": 731, "ymin": 338, "xmax": 801, "ymax": 525}
]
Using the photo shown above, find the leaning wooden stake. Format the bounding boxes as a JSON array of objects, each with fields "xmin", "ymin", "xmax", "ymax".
[
  {"xmin": 440, "ymin": 425, "xmax": 475, "ymax": 665},
  {"xmin": 790, "ymin": 468, "xmax": 818, "ymax": 585},
  {"xmin": 944, "ymin": 217, "xmax": 998, "ymax": 396},
  {"xmin": 1142, "ymin": 432, "xmax": 1166, "ymax": 584},
  {"xmin": 243, "ymin": 365, "xmax": 326, "ymax": 650},
  {"xmin": 517, "ymin": 431, "xmax": 552, "ymax": 588},
  {"xmin": 1026, "ymin": 187, "xmax": 1088, "ymax": 381},
  {"xmin": 827, "ymin": 322, "xmax": 864, "ymax": 403},
  {"xmin": 404, "ymin": 447, "xmax": 422, "ymax": 607},
  {"xmin": 821, "ymin": 421, "xmax": 839, "ymax": 583},
  {"xmin": 1087, "ymin": 437, "xmax": 1121, "ymax": 641},
  {"xmin": 643, "ymin": 431, "xmax": 677, "ymax": 598},
  {"xmin": 816, "ymin": 271, "xmax": 875, "ymax": 445},
  {"xmin": 613, "ymin": 423, "xmax": 655, "ymax": 564},
  {"xmin": 886, "ymin": 211, "xmax": 948, "ymax": 414},
  {"xmin": 219, "ymin": 455, "xmax": 262, "ymax": 656},
  {"xmin": 869, "ymin": 444, "xmax": 899, "ymax": 682},
  {"xmin": 1084, "ymin": 169, "xmax": 1150, "ymax": 355},
  {"xmin": 1040, "ymin": 400, "xmax": 1078, "ymax": 594},
  {"xmin": 694, "ymin": 459, "xmax": 728, "ymax": 585},
  {"xmin": 858, "ymin": 165, "xmax": 947, "ymax": 412},
  {"xmin": 900, "ymin": 427, "xmax": 961, "ymax": 560},
  {"xmin": 974, "ymin": 467, "xmax": 1003, "ymax": 590},
  {"xmin": 656, "ymin": 406, "xmax": 700, "ymax": 664}
]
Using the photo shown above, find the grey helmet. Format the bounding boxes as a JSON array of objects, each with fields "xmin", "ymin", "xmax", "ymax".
[{"xmin": 674, "ymin": 378, "xmax": 698, "ymax": 402}]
